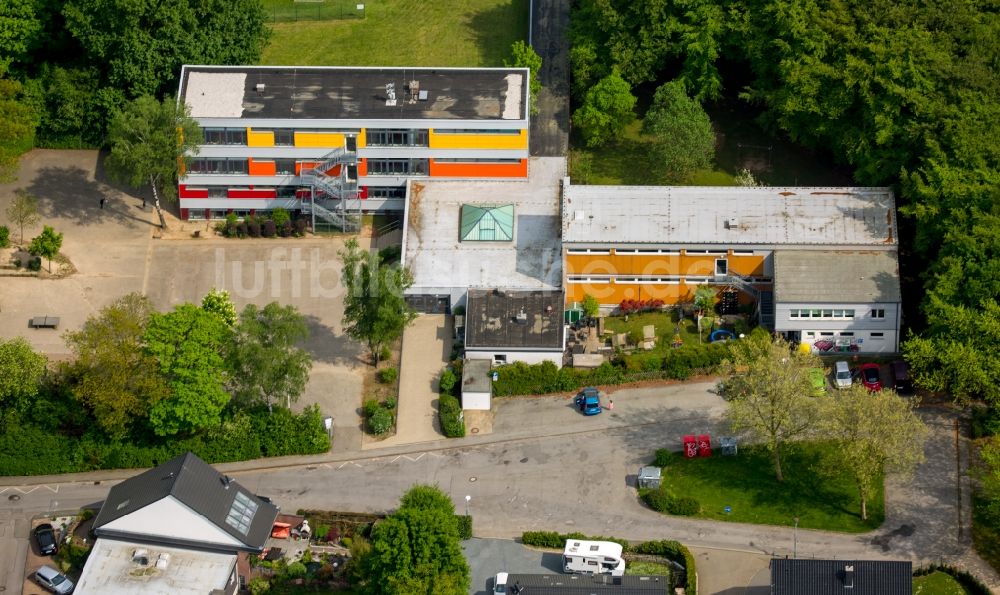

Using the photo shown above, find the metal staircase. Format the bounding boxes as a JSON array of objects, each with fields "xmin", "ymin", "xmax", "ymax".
[
  {"xmin": 714, "ymin": 273, "xmax": 774, "ymax": 330},
  {"xmin": 300, "ymin": 148, "xmax": 361, "ymax": 232}
]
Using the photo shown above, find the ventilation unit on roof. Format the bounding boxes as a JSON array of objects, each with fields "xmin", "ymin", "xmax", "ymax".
[
  {"xmin": 407, "ymin": 80, "xmax": 420, "ymax": 104},
  {"xmin": 725, "ymin": 218, "xmax": 739, "ymax": 230},
  {"xmin": 843, "ymin": 565, "xmax": 854, "ymax": 589},
  {"xmin": 385, "ymin": 83, "xmax": 397, "ymax": 106},
  {"xmin": 132, "ymin": 549, "xmax": 150, "ymax": 566},
  {"xmin": 155, "ymin": 553, "xmax": 171, "ymax": 570},
  {"xmin": 255, "ymin": 83, "xmax": 266, "ymax": 95}
]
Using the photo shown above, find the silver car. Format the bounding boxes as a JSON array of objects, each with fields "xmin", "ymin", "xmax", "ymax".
[
  {"xmin": 35, "ymin": 565, "xmax": 74, "ymax": 594},
  {"xmin": 834, "ymin": 361, "xmax": 853, "ymax": 389}
]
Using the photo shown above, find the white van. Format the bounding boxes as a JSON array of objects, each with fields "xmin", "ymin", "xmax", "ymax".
[
  {"xmin": 834, "ymin": 361, "xmax": 853, "ymax": 389},
  {"xmin": 562, "ymin": 539, "xmax": 625, "ymax": 577}
]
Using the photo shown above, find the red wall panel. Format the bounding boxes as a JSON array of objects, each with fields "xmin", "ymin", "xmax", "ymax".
[
  {"xmin": 178, "ymin": 185, "xmax": 209, "ymax": 199},
  {"xmin": 228, "ymin": 188, "xmax": 277, "ymax": 199}
]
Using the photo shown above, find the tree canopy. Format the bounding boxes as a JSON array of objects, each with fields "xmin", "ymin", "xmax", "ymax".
[
  {"xmin": 572, "ymin": 69, "xmax": 636, "ymax": 148},
  {"xmin": 504, "ymin": 40, "xmax": 542, "ymax": 115},
  {"xmin": 0, "ymin": 337, "xmax": 47, "ymax": 412},
  {"xmin": 643, "ymin": 80, "xmax": 715, "ymax": 183},
  {"xmin": 29, "ymin": 225, "xmax": 63, "ymax": 272}
]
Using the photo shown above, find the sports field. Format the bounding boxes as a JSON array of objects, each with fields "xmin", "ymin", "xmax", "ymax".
[{"xmin": 261, "ymin": 0, "xmax": 529, "ymax": 67}]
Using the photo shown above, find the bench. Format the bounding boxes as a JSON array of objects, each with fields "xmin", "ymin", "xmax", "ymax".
[{"xmin": 30, "ymin": 316, "xmax": 60, "ymax": 329}]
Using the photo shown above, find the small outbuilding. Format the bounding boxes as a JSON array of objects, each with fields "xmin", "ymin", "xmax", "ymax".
[{"xmin": 461, "ymin": 358, "xmax": 493, "ymax": 411}]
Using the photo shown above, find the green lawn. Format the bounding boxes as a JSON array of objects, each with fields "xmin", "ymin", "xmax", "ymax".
[
  {"xmin": 603, "ymin": 311, "xmax": 740, "ymax": 353},
  {"xmin": 913, "ymin": 571, "xmax": 971, "ymax": 594},
  {"xmin": 654, "ymin": 442, "xmax": 885, "ymax": 532},
  {"xmin": 626, "ymin": 561, "xmax": 673, "ymax": 576},
  {"xmin": 261, "ymin": 0, "xmax": 529, "ymax": 66}
]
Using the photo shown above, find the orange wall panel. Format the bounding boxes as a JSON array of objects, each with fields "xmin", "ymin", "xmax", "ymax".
[
  {"xmin": 295, "ymin": 161, "xmax": 321, "ymax": 175},
  {"xmin": 357, "ymin": 158, "xmax": 367, "ymax": 177},
  {"xmin": 428, "ymin": 159, "xmax": 527, "ymax": 178},
  {"xmin": 566, "ymin": 283, "xmax": 689, "ymax": 306},
  {"xmin": 248, "ymin": 158, "xmax": 276, "ymax": 176},
  {"xmin": 565, "ymin": 252, "xmax": 766, "ymax": 277}
]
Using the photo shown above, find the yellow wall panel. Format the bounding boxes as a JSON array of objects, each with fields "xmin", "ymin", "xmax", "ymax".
[
  {"xmin": 357, "ymin": 129, "xmax": 367, "ymax": 148},
  {"xmin": 294, "ymin": 132, "xmax": 345, "ymax": 148},
  {"xmin": 428, "ymin": 129, "xmax": 528, "ymax": 150},
  {"xmin": 247, "ymin": 128, "xmax": 274, "ymax": 147}
]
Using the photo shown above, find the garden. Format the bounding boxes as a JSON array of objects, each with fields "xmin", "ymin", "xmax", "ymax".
[{"xmin": 213, "ymin": 208, "xmax": 309, "ymax": 239}]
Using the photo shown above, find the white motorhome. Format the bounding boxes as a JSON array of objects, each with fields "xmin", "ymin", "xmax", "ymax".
[{"xmin": 562, "ymin": 539, "xmax": 626, "ymax": 577}]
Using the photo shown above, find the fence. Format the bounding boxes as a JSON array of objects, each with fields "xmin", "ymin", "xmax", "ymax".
[{"xmin": 263, "ymin": 0, "xmax": 366, "ymax": 23}]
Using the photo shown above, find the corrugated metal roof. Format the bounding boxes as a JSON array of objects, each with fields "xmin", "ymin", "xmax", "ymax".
[
  {"xmin": 562, "ymin": 184, "xmax": 897, "ymax": 247},
  {"xmin": 93, "ymin": 452, "xmax": 278, "ymax": 552},
  {"xmin": 770, "ymin": 559, "xmax": 912, "ymax": 595},
  {"xmin": 773, "ymin": 250, "xmax": 901, "ymax": 303}
]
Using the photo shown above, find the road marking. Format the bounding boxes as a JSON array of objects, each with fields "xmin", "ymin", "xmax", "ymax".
[
  {"xmin": 0, "ymin": 485, "xmax": 59, "ymax": 495},
  {"xmin": 336, "ymin": 462, "xmax": 363, "ymax": 469}
]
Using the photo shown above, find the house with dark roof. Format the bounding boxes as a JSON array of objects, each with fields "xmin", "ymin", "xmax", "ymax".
[
  {"xmin": 464, "ymin": 288, "xmax": 566, "ymax": 367},
  {"xmin": 76, "ymin": 452, "xmax": 279, "ymax": 595},
  {"xmin": 770, "ymin": 559, "xmax": 912, "ymax": 595},
  {"xmin": 497, "ymin": 573, "xmax": 670, "ymax": 594}
]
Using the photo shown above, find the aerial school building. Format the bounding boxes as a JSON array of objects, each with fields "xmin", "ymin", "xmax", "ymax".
[{"xmin": 176, "ymin": 65, "xmax": 530, "ymax": 226}]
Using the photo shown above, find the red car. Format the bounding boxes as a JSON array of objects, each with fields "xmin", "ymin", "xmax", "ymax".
[{"xmin": 859, "ymin": 363, "xmax": 883, "ymax": 392}]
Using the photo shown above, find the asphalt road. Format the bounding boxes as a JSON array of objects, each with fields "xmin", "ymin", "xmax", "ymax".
[{"xmin": 529, "ymin": 0, "xmax": 570, "ymax": 157}]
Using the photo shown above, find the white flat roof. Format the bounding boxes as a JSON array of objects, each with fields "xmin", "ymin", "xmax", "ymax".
[
  {"xmin": 563, "ymin": 539, "xmax": 624, "ymax": 557},
  {"xmin": 402, "ymin": 157, "xmax": 564, "ymax": 293},
  {"xmin": 562, "ymin": 183, "xmax": 897, "ymax": 247},
  {"xmin": 74, "ymin": 539, "xmax": 235, "ymax": 595}
]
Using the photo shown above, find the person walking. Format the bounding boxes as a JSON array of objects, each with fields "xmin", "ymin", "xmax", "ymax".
[{"xmin": 608, "ymin": 399, "xmax": 614, "ymax": 411}]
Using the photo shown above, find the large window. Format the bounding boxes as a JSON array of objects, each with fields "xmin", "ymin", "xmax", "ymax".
[
  {"xmin": 789, "ymin": 308, "xmax": 856, "ymax": 319},
  {"xmin": 433, "ymin": 128, "xmax": 522, "ymax": 135},
  {"xmin": 367, "ymin": 186, "xmax": 406, "ymax": 198},
  {"xmin": 274, "ymin": 159, "xmax": 296, "ymax": 175},
  {"xmin": 187, "ymin": 209, "xmax": 206, "ymax": 220},
  {"xmin": 366, "ymin": 129, "xmax": 428, "ymax": 147},
  {"xmin": 188, "ymin": 158, "xmax": 249, "ymax": 175},
  {"xmin": 366, "ymin": 158, "xmax": 427, "ymax": 175},
  {"xmin": 275, "ymin": 129, "xmax": 294, "ymax": 146},
  {"xmin": 202, "ymin": 128, "xmax": 247, "ymax": 145}
]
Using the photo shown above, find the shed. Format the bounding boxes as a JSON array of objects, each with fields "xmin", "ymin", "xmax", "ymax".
[{"xmin": 462, "ymin": 358, "xmax": 493, "ymax": 411}]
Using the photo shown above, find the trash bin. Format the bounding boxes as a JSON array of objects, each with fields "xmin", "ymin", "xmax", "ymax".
[
  {"xmin": 637, "ymin": 466, "xmax": 662, "ymax": 489},
  {"xmin": 683, "ymin": 435, "xmax": 698, "ymax": 458},
  {"xmin": 697, "ymin": 434, "xmax": 712, "ymax": 457}
]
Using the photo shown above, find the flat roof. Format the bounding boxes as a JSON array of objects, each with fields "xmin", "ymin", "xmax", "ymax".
[
  {"xmin": 465, "ymin": 289, "xmax": 565, "ymax": 350},
  {"xmin": 180, "ymin": 65, "xmax": 527, "ymax": 121},
  {"xmin": 403, "ymin": 157, "xmax": 564, "ymax": 292},
  {"xmin": 74, "ymin": 538, "xmax": 236, "ymax": 595},
  {"xmin": 562, "ymin": 183, "xmax": 897, "ymax": 247},
  {"xmin": 500, "ymin": 574, "xmax": 670, "ymax": 594},
  {"xmin": 462, "ymin": 358, "xmax": 493, "ymax": 393},
  {"xmin": 773, "ymin": 250, "xmax": 901, "ymax": 303}
]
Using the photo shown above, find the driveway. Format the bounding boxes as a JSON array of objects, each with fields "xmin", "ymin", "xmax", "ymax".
[
  {"xmin": 463, "ymin": 538, "xmax": 561, "ymax": 595},
  {"xmin": 529, "ymin": 0, "xmax": 570, "ymax": 157},
  {"xmin": 364, "ymin": 314, "xmax": 451, "ymax": 448}
]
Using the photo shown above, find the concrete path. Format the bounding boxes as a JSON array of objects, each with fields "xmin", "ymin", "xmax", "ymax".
[
  {"xmin": 529, "ymin": 0, "xmax": 570, "ymax": 157},
  {"xmin": 364, "ymin": 314, "xmax": 450, "ymax": 448}
]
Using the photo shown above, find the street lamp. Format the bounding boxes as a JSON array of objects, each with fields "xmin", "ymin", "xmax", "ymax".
[
  {"xmin": 465, "ymin": 495, "xmax": 471, "ymax": 517},
  {"xmin": 793, "ymin": 517, "xmax": 799, "ymax": 558}
]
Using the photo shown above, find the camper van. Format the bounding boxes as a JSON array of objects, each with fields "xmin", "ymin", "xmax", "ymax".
[{"xmin": 562, "ymin": 539, "xmax": 626, "ymax": 577}]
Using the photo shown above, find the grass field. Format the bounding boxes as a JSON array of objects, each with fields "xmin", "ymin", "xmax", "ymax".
[
  {"xmin": 913, "ymin": 571, "xmax": 970, "ymax": 594},
  {"xmin": 261, "ymin": 0, "xmax": 529, "ymax": 67},
  {"xmin": 626, "ymin": 561, "xmax": 673, "ymax": 576},
  {"xmin": 654, "ymin": 442, "xmax": 885, "ymax": 532}
]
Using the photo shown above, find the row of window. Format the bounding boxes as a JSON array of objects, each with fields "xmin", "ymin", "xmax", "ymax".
[
  {"xmin": 566, "ymin": 275, "xmax": 771, "ymax": 285},
  {"xmin": 789, "ymin": 308, "xmax": 886, "ymax": 320},
  {"xmin": 567, "ymin": 248, "xmax": 755, "ymax": 256},
  {"xmin": 366, "ymin": 129, "xmax": 428, "ymax": 147},
  {"xmin": 189, "ymin": 186, "xmax": 408, "ymax": 199},
  {"xmin": 202, "ymin": 127, "xmax": 520, "ymax": 147},
  {"xmin": 188, "ymin": 158, "xmax": 518, "ymax": 177},
  {"xmin": 804, "ymin": 331, "xmax": 886, "ymax": 340},
  {"xmin": 188, "ymin": 158, "xmax": 249, "ymax": 175}
]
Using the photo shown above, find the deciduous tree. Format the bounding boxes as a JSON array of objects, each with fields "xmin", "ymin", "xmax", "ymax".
[
  {"xmin": 581, "ymin": 294, "xmax": 600, "ymax": 319},
  {"xmin": 28, "ymin": 225, "xmax": 62, "ymax": 272},
  {"xmin": 104, "ymin": 95, "xmax": 202, "ymax": 229},
  {"xmin": 5, "ymin": 188, "xmax": 39, "ymax": 244},
  {"xmin": 0, "ymin": 0, "xmax": 41, "ymax": 75},
  {"xmin": 201, "ymin": 288, "xmax": 237, "ymax": 327},
  {"xmin": 573, "ymin": 70, "xmax": 636, "ymax": 147},
  {"xmin": 64, "ymin": 293, "xmax": 168, "ymax": 439},
  {"xmin": 227, "ymin": 302, "xmax": 312, "ymax": 412},
  {"xmin": 504, "ymin": 40, "xmax": 542, "ymax": 115},
  {"xmin": 0, "ymin": 337, "xmax": 47, "ymax": 412},
  {"xmin": 144, "ymin": 303, "xmax": 231, "ymax": 436},
  {"xmin": 340, "ymin": 238, "xmax": 416, "ymax": 366},
  {"xmin": 822, "ymin": 386, "xmax": 928, "ymax": 520},
  {"xmin": 643, "ymin": 80, "xmax": 715, "ymax": 183},
  {"xmin": 722, "ymin": 333, "xmax": 821, "ymax": 482}
]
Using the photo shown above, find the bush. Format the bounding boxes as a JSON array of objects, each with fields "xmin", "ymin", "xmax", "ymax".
[
  {"xmin": 285, "ymin": 561, "xmax": 307, "ymax": 579},
  {"xmin": 248, "ymin": 576, "xmax": 271, "ymax": 595},
  {"xmin": 262, "ymin": 220, "xmax": 276, "ymax": 237},
  {"xmin": 247, "ymin": 221, "xmax": 260, "ymax": 237},
  {"xmin": 653, "ymin": 449, "xmax": 672, "ymax": 467},
  {"xmin": 236, "ymin": 221, "xmax": 248, "ymax": 237},
  {"xmin": 314, "ymin": 524, "xmax": 331, "ymax": 540},
  {"xmin": 362, "ymin": 399, "xmax": 381, "ymax": 419},
  {"xmin": 28, "ymin": 256, "xmax": 41, "ymax": 271},
  {"xmin": 914, "ymin": 564, "xmax": 992, "ymax": 595},
  {"xmin": 971, "ymin": 404, "xmax": 1000, "ymax": 438},
  {"xmin": 640, "ymin": 487, "xmax": 673, "ymax": 513},
  {"xmin": 383, "ymin": 396, "xmax": 397, "ymax": 410},
  {"xmin": 456, "ymin": 514, "xmax": 473, "ymax": 540},
  {"xmin": 378, "ymin": 244, "xmax": 401, "ymax": 265},
  {"xmin": 521, "ymin": 531, "xmax": 567, "ymax": 549},
  {"xmin": 377, "ymin": 367, "xmax": 398, "ymax": 384},
  {"xmin": 0, "ymin": 225, "xmax": 9, "ymax": 248},
  {"xmin": 294, "ymin": 218, "xmax": 308, "ymax": 236},
  {"xmin": 439, "ymin": 393, "xmax": 465, "ymax": 438},
  {"xmin": 439, "ymin": 369, "xmax": 458, "ymax": 394},
  {"xmin": 618, "ymin": 299, "xmax": 665, "ymax": 314},
  {"xmin": 271, "ymin": 208, "xmax": 291, "ymax": 227},
  {"xmin": 669, "ymin": 496, "xmax": 701, "ymax": 516},
  {"xmin": 279, "ymin": 221, "xmax": 293, "ymax": 237},
  {"xmin": 368, "ymin": 407, "xmax": 393, "ymax": 435}
]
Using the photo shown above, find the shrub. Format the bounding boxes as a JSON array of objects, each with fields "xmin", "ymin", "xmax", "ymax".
[
  {"xmin": 262, "ymin": 220, "xmax": 276, "ymax": 237},
  {"xmin": 439, "ymin": 393, "xmax": 465, "ymax": 437},
  {"xmin": 294, "ymin": 218, "xmax": 308, "ymax": 236},
  {"xmin": 383, "ymin": 396, "xmax": 397, "ymax": 410},
  {"xmin": 279, "ymin": 221, "xmax": 293, "ymax": 237},
  {"xmin": 236, "ymin": 221, "xmax": 248, "ymax": 237},
  {"xmin": 618, "ymin": 299, "xmax": 665, "ymax": 314},
  {"xmin": 314, "ymin": 524, "xmax": 331, "ymax": 540},
  {"xmin": 247, "ymin": 221, "xmax": 260, "ymax": 237},
  {"xmin": 0, "ymin": 225, "xmax": 9, "ymax": 248},
  {"xmin": 653, "ymin": 449, "xmax": 672, "ymax": 467},
  {"xmin": 669, "ymin": 496, "xmax": 701, "ymax": 516},
  {"xmin": 456, "ymin": 514, "xmax": 473, "ymax": 540},
  {"xmin": 378, "ymin": 346, "xmax": 392, "ymax": 362},
  {"xmin": 377, "ymin": 367, "xmax": 398, "ymax": 384},
  {"xmin": 641, "ymin": 487, "xmax": 673, "ymax": 513},
  {"xmin": 362, "ymin": 399, "xmax": 381, "ymax": 418},
  {"xmin": 285, "ymin": 561, "xmax": 307, "ymax": 579},
  {"xmin": 248, "ymin": 576, "xmax": 271, "ymax": 595},
  {"xmin": 368, "ymin": 407, "xmax": 393, "ymax": 435},
  {"xmin": 439, "ymin": 369, "xmax": 458, "ymax": 394},
  {"xmin": 271, "ymin": 208, "xmax": 291, "ymax": 227},
  {"xmin": 521, "ymin": 531, "xmax": 564, "ymax": 549},
  {"xmin": 378, "ymin": 244, "xmax": 401, "ymax": 264},
  {"xmin": 971, "ymin": 404, "xmax": 1000, "ymax": 438},
  {"xmin": 28, "ymin": 256, "xmax": 41, "ymax": 271}
]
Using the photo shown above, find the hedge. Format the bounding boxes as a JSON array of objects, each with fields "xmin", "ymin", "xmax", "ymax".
[
  {"xmin": 439, "ymin": 394, "xmax": 465, "ymax": 438},
  {"xmin": 913, "ymin": 563, "xmax": 992, "ymax": 595},
  {"xmin": 0, "ymin": 406, "xmax": 331, "ymax": 476},
  {"xmin": 640, "ymin": 486, "xmax": 701, "ymax": 516},
  {"xmin": 521, "ymin": 531, "xmax": 696, "ymax": 594},
  {"xmin": 456, "ymin": 514, "xmax": 473, "ymax": 540}
]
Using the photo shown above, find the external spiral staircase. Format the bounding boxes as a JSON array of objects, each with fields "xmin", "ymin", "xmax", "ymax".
[{"xmin": 299, "ymin": 147, "xmax": 361, "ymax": 232}]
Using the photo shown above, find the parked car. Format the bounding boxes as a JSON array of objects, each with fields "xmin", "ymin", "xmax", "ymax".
[
  {"xmin": 834, "ymin": 361, "xmax": 853, "ymax": 389},
  {"xmin": 859, "ymin": 363, "xmax": 883, "ymax": 392},
  {"xmin": 575, "ymin": 387, "xmax": 602, "ymax": 415},
  {"xmin": 808, "ymin": 368, "xmax": 827, "ymax": 396},
  {"xmin": 494, "ymin": 572, "xmax": 508, "ymax": 593},
  {"xmin": 891, "ymin": 360, "xmax": 912, "ymax": 393},
  {"xmin": 33, "ymin": 523, "xmax": 57, "ymax": 556},
  {"xmin": 34, "ymin": 565, "xmax": 74, "ymax": 594}
]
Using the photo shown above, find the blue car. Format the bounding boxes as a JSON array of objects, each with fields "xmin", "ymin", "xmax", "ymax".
[{"xmin": 575, "ymin": 387, "xmax": 602, "ymax": 415}]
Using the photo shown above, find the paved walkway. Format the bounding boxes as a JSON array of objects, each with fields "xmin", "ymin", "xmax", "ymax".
[
  {"xmin": 529, "ymin": 0, "xmax": 570, "ymax": 157},
  {"xmin": 364, "ymin": 314, "xmax": 450, "ymax": 448}
]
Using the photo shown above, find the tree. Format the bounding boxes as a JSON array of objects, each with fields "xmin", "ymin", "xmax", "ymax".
[
  {"xmin": 581, "ymin": 294, "xmax": 600, "ymax": 319},
  {"xmin": 201, "ymin": 288, "xmax": 237, "ymax": 327},
  {"xmin": 5, "ymin": 188, "xmax": 40, "ymax": 244},
  {"xmin": 0, "ymin": 0, "xmax": 41, "ymax": 75},
  {"xmin": 64, "ymin": 293, "xmax": 168, "ymax": 439},
  {"xmin": 504, "ymin": 40, "xmax": 542, "ymax": 115},
  {"xmin": 822, "ymin": 386, "xmax": 928, "ymax": 520},
  {"xmin": 104, "ymin": 95, "xmax": 203, "ymax": 229},
  {"xmin": 643, "ymin": 80, "xmax": 715, "ymax": 183},
  {"xmin": 723, "ymin": 333, "xmax": 821, "ymax": 482},
  {"xmin": 143, "ymin": 303, "xmax": 231, "ymax": 436},
  {"xmin": 340, "ymin": 238, "xmax": 416, "ymax": 366},
  {"xmin": 29, "ymin": 225, "xmax": 62, "ymax": 272},
  {"xmin": 573, "ymin": 69, "xmax": 636, "ymax": 147},
  {"xmin": 0, "ymin": 337, "xmax": 47, "ymax": 412},
  {"xmin": 0, "ymin": 79, "xmax": 38, "ymax": 182},
  {"xmin": 227, "ymin": 302, "xmax": 313, "ymax": 412},
  {"xmin": 365, "ymin": 485, "xmax": 470, "ymax": 595}
]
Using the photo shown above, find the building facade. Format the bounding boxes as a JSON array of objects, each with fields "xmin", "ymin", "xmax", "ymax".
[{"xmin": 176, "ymin": 65, "xmax": 530, "ymax": 222}]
